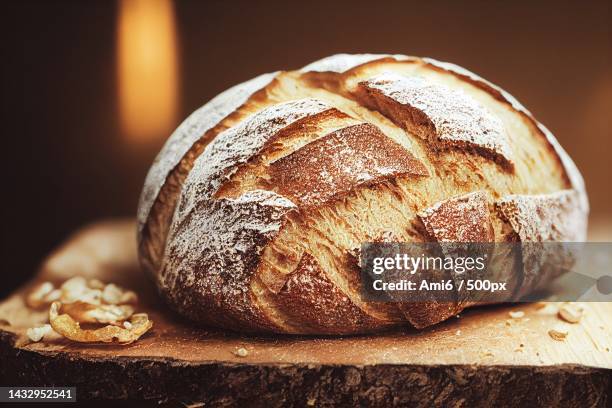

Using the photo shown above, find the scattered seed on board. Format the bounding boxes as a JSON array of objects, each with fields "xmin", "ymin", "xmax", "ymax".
[
  {"xmin": 558, "ymin": 304, "xmax": 583, "ymax": 324},
  {"xmin": 548, "ymin": 328, "xmax": 568, "ymax": 341}
]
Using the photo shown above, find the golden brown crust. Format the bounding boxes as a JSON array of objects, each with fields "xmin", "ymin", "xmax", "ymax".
[
  {"xmin": 138, "ymin": 118, "xmax": 231, "ymax": 278},
  {"xmin": 269, "ymin": 123, "xmax": 428, "ymax": 208},
  {"xmin": 138, "ymin": 78, "xmax": 279, "ymax": 279},
  {"xmin": 213, "ymin": 107, "xmax": 355, "ymax": 199},
  {"xmin": 418, "ymin": 191, "xmax": 494, "ymax": 243},
  {"xmin": 397, "ymin": 301, "xmax": 459, "ymax": 330},
  {"xmin": 273, "ymin": 253, "xmax": 391, "ymax": 334},
  {"xmin": 160, "ymin": 191, "xmax": 298, "ymax": 333},
  {"xmin": 137, "ymin": 54, "xmax": 588, "ymax": 335},
  {"xmin": 398, "ymin": 191, "xmax": 495, "ymax": 328},
  {"xmin": 422, "ymin": 59, "xmax": 572, "ymax": 188},
  {"xmin": 354, "ymin": 75, "xmax": 514, "ymax": 172}
]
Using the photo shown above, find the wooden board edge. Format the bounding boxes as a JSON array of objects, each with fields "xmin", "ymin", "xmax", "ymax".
[{"xmin": 1, "ymin": 329, "xmax": 610, "ymax": 407}]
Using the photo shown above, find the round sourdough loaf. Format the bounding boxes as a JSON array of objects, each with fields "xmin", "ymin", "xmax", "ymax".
[{"xmin": 137, "ymin": 54, "xmax": 588, "ymax": 334}]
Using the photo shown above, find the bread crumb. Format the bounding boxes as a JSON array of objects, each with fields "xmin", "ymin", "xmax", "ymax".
[
  {"xmin": 548, "ymin": 328, "xmax": 568, "ymax": 341},
  {"xmin": 306, "ymin": 397, "xmax": 317, "ymax": 406},
  {"xmin": 123, "ymin": 321, "xmax": 133, "ymax": 329},
  {"xmin": 558, "ymin": 304, "xmax": 583, "ymax": 323},
  {"xmin": 26, "ymin": 324, "xmax": 52, "ymax": 342},
  {"xmin": 509, "ymin": 310, "xmax": 524, "ymax": 319},
  {"xmin": 235, "ymin": 347, "xmax": 249, "ymax": 357},
  {"xmin": 455, "ymin": 330, "xmax": 461, "ymax": 336}
]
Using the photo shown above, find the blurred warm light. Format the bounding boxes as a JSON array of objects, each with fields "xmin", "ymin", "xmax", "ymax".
[
  {"xmin": 583, "ymin": 74, "xmax": 612, "ymax": 136},
  {"xmin": 118, "ymin": 0, "xmax": 179, "ymax": 142}
]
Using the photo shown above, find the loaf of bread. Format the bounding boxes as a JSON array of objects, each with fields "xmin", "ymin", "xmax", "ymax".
[{"xmin": 137, "ymin": 54, "xmax": 588, "ymax": 334}]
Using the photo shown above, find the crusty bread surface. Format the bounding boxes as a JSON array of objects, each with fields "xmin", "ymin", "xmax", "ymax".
[{"xmin": 137, "ymin": 54, "xmax": 588, "ymax": 334}]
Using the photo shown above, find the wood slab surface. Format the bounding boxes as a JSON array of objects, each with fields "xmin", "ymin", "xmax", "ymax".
[{"xmin": 0, "ymin": 219, "xmax": 610, "ymax": 407}]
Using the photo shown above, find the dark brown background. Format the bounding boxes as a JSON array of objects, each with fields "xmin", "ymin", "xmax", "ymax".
[{"xmin": 1, "ymin": 0, "xmax": 610, "ymax": 297}]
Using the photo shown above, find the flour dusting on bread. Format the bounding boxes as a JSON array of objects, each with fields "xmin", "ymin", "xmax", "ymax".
[
  {"xmin": 137, "ymin": 54, "xmax": 588, "ymax": 334},
  {"xmin": 359, "ymin": 73, "xmax": 513, "ymax": 169},
  {"xmin": 138, "ymin": 72, "xmax": 278, "ymax": 233}
]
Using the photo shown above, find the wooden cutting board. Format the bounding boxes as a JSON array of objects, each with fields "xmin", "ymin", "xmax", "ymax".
[{"xmin": 0, "ymin": 220, "xmax": 610, "ymax": 407}]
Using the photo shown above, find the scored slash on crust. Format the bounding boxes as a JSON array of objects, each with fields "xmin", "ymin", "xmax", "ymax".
[
  {"xmin": 137, "ymin": 53, "xmax": 588, "ymax": 334},
  {"xmin": 356, "ymin": 72, "xmax": 514, "ymax": 170}
]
